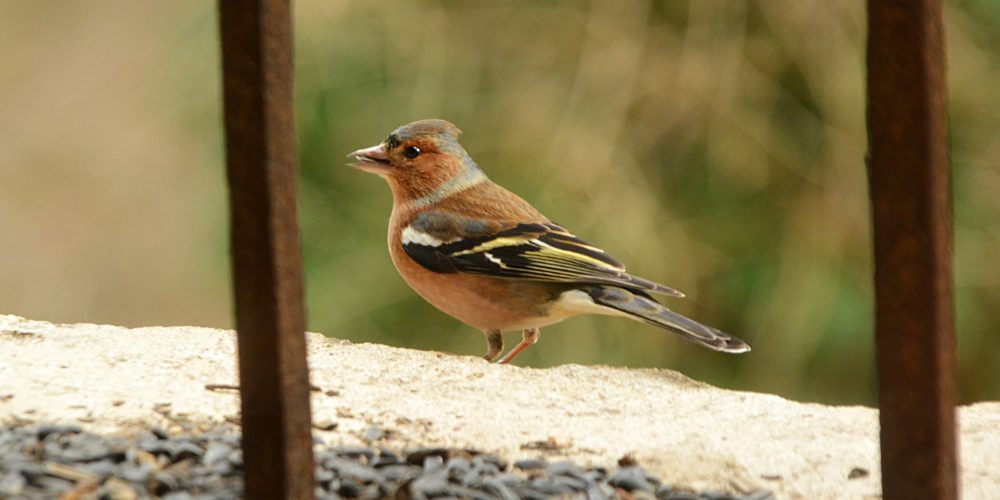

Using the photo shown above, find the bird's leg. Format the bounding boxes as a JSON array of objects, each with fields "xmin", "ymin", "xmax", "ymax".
[
  {"xmin": 482, "ymin": 329, "xmax": 503, "ymax": 362},
  {"xmin": 497, "ymin": 328, "xmax": 540, "ymax": 364}
]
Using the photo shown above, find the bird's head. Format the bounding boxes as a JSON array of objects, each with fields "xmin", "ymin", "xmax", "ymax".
[{"xmin": 348, "ymin": 119, "xmax": 481, "ymax": 201}]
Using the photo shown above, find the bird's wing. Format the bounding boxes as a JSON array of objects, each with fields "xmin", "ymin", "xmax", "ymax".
[{"xmin": 401, "ymin": 211, "xmax": 684, "ymax": 297}]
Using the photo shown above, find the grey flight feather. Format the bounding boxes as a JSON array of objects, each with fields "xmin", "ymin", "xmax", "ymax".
[{"xmin": 586, "ymin": 286, "xmax": 750, "ymax": 353}]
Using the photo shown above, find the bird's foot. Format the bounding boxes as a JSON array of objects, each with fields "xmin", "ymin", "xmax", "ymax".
[
  {"xmin": 497, "ymin": 328, "xmax": 539, "ymax": 364},
  {"xmin": 482, "ymin": 329, "xmax": 503, "ymax": 362}
]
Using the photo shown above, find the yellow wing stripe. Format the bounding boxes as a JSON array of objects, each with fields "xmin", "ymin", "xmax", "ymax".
[
  {"xmin": 529, "ymin": 240, "xmax": 620, "ymax": 270},
  {"xmin": 450, "ymin": 236, "xmax": 534, "ymax": 257},
  {"xmin": 528, "ymin": 241, "xmax": 624, "ymax": 271},
  {"xmin": 452, "ymin": 236, "xmax": 624, "ymax": 275}
]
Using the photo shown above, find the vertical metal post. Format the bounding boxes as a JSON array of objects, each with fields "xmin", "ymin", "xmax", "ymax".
[
  {"xmin": 867, "ymin": 1, "xmax": 957, "ymax": 499},
  {"xmin": 218, "ymin": 1, "xmax": 316, "ymax": 498}
]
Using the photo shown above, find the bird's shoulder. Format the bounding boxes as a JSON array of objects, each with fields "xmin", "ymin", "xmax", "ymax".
[
  {"xmin": 429, "ymin": 180, "xmax": 547, "ymax": 223},
  {"xmin": 391, "ymin": 180, "xmax": 545, "ymax": 239}
]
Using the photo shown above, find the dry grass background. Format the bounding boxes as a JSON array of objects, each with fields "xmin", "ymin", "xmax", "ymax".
[{"xmin": 1, "ymin": 1, "xmax": 997, "ymax": 405}]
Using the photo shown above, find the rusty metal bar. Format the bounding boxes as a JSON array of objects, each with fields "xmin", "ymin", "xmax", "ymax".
[
  {"xmin": 867, "ymin": 0, "xmax": 957, "ymax": 499},
  {"xmin": 218, "ymin": 1, "xmax": 315, "ymax": 498}
]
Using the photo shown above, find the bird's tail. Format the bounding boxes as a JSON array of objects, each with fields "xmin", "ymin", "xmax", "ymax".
[{"xmin": 587, "ymin": 285, "xmax": 750, "ymax": 353}]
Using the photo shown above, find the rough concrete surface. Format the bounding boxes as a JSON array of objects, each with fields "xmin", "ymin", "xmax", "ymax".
[{"xmin": 0, "ymin": 314, "xmax": 996, "ymax": 499}]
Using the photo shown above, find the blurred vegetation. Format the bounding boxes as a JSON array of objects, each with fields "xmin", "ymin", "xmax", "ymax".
[{"xmin": 1, "ymin": 1, "xmax": 997, "ymax": 405}]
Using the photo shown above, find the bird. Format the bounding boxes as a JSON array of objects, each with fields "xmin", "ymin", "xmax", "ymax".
[{"xmin": 347, "ymin": 119, "xmax": 749, "ymax": 364}]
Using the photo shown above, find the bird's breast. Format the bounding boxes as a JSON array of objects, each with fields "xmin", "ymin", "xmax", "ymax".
[{"xmin": 386, "ymin": 216, "xmax": 565, "ymax": 331}]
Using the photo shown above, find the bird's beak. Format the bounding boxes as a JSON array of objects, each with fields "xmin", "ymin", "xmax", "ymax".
[{"xmin": 347, "ymin": 143, "xmax": 392, "ymax": 175}]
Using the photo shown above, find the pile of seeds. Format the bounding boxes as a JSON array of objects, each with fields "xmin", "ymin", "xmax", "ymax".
[{"xmin": 0, "ymin": 423, "xmax": 772, "ymax": 499}]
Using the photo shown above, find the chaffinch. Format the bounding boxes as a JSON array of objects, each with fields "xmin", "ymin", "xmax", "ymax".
[{"xmin": 348, "ymin": 119, "xmax": 749, "ymax": 364}]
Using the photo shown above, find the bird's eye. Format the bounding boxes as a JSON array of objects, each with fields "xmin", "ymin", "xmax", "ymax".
[{"xmin": 403, "ymin": 146, "xmax": 421, "ymax": 159}]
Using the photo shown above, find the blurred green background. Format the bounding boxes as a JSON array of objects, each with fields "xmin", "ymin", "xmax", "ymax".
[{"xmin": 1, "ymin": 1, "xmax": 997, "ymax": 405}]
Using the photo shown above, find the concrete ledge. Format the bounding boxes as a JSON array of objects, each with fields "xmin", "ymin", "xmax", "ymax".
[{"xmin": 1, "ymin": 315, "xmax": 997, "ymax": 498}]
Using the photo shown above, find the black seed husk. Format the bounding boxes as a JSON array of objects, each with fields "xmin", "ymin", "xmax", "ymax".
[{"xmin": 0, "ymin": 423, "xmax": 773, "ymax": 499}]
